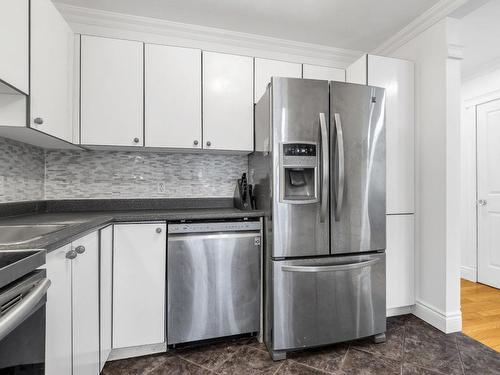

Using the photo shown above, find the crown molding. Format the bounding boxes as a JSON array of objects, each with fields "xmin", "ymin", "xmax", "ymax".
[
  {"xmin": 462, "ymin": 55, "xmax": 500, "ymax": 82},
  {"xmin": 55, "ymin": 3, "xmax": 363, "ymax": 68},
  {"xmin": 372, "ymin": 0, "xmax": 470, "ymax": 55}
]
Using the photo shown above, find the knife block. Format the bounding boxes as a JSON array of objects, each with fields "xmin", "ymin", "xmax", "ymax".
[{"xmin": 234, "ymin": 182, "xmax": 253, "ymax": 211}]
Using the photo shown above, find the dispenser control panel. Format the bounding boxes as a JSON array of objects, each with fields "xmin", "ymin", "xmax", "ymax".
[{"xmin": 283, "ymin": 143, "xmax": 316, "ymax": 157}]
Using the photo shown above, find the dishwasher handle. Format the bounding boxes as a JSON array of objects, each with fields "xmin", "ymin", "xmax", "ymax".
[{"xmin": 168, "ymin": 231, "xmax": 261, "ymax": 242}]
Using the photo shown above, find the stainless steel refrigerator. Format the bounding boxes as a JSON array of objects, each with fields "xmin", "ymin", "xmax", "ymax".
[{"xmin": 249, "ymin": 78, "xmax": 386, "ymax": 360}]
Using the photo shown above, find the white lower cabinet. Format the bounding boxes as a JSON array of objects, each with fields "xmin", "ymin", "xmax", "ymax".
[
  {"xmin": 100, "ymin": 226, "xmax": 113, "ymax": 370},
  {"xmin": 113, "ymin": 223, "xmax": 166, "ymax": 349},
  {"xmin": 45, "ymin": 244, "xmax": 73, "ymax": 375},
  {"xmin": 45, "ymin": 231, "xmax": 100, "ymax": 375},
  {"xmin": 386, "ymin": 214, "xmax": 415, "ymax": 310}
]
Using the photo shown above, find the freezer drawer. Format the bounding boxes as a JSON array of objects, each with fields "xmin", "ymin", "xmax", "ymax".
[
  {"xmin": 168, "ymin": 227, "xmax": 261, "ymax": 345},
  {"xmin": 271, "ymin": 253, "xmax": 385, "ymax": 351}
]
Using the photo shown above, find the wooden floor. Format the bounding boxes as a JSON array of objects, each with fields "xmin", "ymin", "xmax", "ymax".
[{"xmin": 461, "ymin": 278, "xmax": 500, "ymax": 352}]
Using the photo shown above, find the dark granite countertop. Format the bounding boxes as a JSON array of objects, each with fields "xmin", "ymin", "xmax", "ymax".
[{"xmin": 0, "ymin": 199, "xmax": 263, "ymax": 253}]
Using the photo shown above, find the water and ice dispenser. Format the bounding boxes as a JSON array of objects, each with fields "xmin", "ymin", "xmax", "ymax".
[{"xmin": 279, "ymin": 143, "xmax": 319, "ymax": 203}]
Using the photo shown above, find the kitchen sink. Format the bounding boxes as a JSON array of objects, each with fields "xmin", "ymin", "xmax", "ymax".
[{"xmin": 0, "ymin": 224, "xmax": 69, "ymax": 245}]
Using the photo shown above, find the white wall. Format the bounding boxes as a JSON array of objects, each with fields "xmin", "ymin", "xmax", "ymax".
[
  {"xmin": 389, "ymin": 18, "xmax": 462, "ymax": 333},
  {"xmin": 460, "ymin": 67, "xmax": 500, "ymax": 282}
]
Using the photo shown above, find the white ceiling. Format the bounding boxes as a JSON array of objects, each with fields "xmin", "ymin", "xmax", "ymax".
[
  {"xmin": 54, "ymin": 0, "xmax": 440, "ymax": 51},
  {"xmin": 460, "ymin": 0, "xmax": 500, "ymax": 79}
]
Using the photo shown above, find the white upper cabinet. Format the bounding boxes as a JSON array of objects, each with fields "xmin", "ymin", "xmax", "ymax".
[
  {"xmin": 30, "ymin": 0, "xmax": 74, "ymax": 141},
  {"xmin": 81, "ymin": 35, "xmax": 143, "ymax": 147},
  {"xmin": 203, "ymin": 51, "xmax": 254, "ymax": 152},
  {"xmin": 386, "ymin": 215, "xmax": 414, "ymax": 310},
  {"xmin": 302, "ymin": 64, "xmax": 345, "ymax": 82},
  {"xmin": 368, "ymin": 55, "xmax": 415, "ymax": 214},
  {"xmin": 254, "ymin": 58, "xmax": 302, "ymax": 102},
  {"xmin": 346, "ymin": 54, "xmax": 367, "ymax": 85},
  {"xmin": 145, "ymin": 44, "xmax": 202, "ymax": 149},
  {"xmin": 0, "ymin": 0, "xmax": 29, "ymax": 94}
]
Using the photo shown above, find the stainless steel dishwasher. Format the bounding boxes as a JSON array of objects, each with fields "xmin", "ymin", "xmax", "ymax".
[{"xmin": 167, "ymin": 220, "xmax": 261, "ymax": 345}]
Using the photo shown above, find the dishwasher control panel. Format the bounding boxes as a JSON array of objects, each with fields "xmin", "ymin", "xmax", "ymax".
[{"xmin": 168, "ymin": 221, "xmax": 261, "ymax": 234}]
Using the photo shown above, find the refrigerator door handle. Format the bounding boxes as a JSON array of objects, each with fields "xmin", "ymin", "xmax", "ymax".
[
  {"xmin": 333, "ymin": 112, "xmax": 345, "ymax": 221},
  {"xmin": 282, "ymin": 258, "xmax": 379, "ymax": 273},
  {"xmin": 319, "ymin": 112, "xmax": 329, "ymax": 223}
]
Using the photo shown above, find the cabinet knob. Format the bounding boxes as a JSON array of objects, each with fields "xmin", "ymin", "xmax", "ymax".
[
  {"xmin": 75, "ymin": 245, "xmax": 86, "ymax": 254},
  {"xmin": 66, "ymin": 250, "xmax": 77, "ymax": 259},
  {"xmin": 33, "ymin": 117, "xmax": 44, "ymax": 125},
  {"xmin": 206, "ymin": 141, "xmax": 211, "ymax": 147},
  {"xmin": 193, "ymin": 140, "xmax": 199, "ymax": 146},
  {"xmin": 478, "ymin": 199, "xmax": 488, "ymax": 206},
  {"xmin": 133, "ymin": 137, "xmax": 140, "ymax": 144},
  {"xmin": 156, "ymin": 227, "xmax": 162, "ymax": 234}
]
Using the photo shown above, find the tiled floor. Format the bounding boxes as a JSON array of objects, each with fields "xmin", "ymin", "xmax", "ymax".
[
  {"xmin": 461, "ymin": 278, "xmax": 500, "ymax": 352},
  {"xmin": 102, "ymin": 315, "xmax": 500, "ymax": 375}
]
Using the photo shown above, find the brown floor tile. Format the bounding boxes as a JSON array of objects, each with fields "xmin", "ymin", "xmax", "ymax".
[
  {"xmin": 402, "ymin": 363, "xmax": 448, "ymax": 375},
  {"xmin": 287, "ymin": 342, "xmax": 348, "ymax": 373},
  {"xmin": 404, "ymin": 318, "xmax": 463, "ymax": 375},
  {"xmin": 455, "ymin": 333, "xmax": 500, "ymax": 375},
  {"xmin": 276, "ymin": 361, "xmax": 335, "ymax": 374},
  {"xmin": 341, "ymin": 348, "xmax": 401, "ymax": 375},
  {"xmin": 352, "ymin": 318, "xmax": 405, "ymax": 361},
  {"xmin": 175, "ymin": 338, "xmax": 245, "ymax": 371},
  {"xmin": 217, "ymin": 346, "xmax": 282, "ymax": 375}
]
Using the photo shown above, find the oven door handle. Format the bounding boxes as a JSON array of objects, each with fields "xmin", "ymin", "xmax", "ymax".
[
  {"xmin": 0, "ymin": 278, "xmax": 51, "ymax": 341},
  {"xmin": 281, "ymin": 258, "xmax": 379, "ymax": 273}
]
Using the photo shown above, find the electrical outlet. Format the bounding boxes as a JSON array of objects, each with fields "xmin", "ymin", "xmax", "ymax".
[{"xmin": 157, "ymin": 181, "xmax": 167, "ymax": 194}]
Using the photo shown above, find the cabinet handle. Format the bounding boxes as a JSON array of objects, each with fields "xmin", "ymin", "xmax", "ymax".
[
  {"xmin": 33, "ymin": 117, "xmax": 44, "ymax": 125},
  {"xmin": 156, "ymin": 228, "xmax": 162, "ymax": 234},
  {"xmin": 133, "ymin": 137, "xmax": 140, "ymax": 144},
  {"xmin": 206, "ymin": 141, "xmax": 211, "ymax": 147},
  {"xmin": 193, "ymin": 140, "xmax": 199, "ymax": 146},
  {"xmin": 75, "ymin": 245, "xmax": 86, "ymax": 254},
  {"xmin": 66, "ymin": 250, "xmax": 77, "ymax": 259}
]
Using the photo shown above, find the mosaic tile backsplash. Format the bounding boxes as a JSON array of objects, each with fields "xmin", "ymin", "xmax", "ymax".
[
  {"xmin": 0, "ymin": 137, "xmax": 248, "ymax": 202},
  {"xmin": 0, "ymin": 137, "xmax": 45, "ymax": 203},
  {"xmin": 44, "ymin": 149, "xmax": 247, "ymax": 199}
]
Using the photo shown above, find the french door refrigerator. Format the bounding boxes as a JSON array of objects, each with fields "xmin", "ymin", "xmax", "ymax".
[{"xmin": 249, "ymin": 78, "xmax": 386, "ymax": 360}]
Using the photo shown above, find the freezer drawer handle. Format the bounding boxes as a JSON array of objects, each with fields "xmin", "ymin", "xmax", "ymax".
[
  {"xmin": 319, "ymin": 112, "xmax": 329, "ymax": 223},
  {"xmin": 281, "ymin": 258, "xmax": 378, "ymax": 273},
  {"xmin": 0, "ymin": 278, "xmax": 51, "ymax": 341},
  {"xmin": 333, "ymin": 112, "xmax": 345, "ymax": 222}
]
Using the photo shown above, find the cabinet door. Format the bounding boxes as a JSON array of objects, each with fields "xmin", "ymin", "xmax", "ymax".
[
  {"xmin": 81, "ymin": 35, "xmax": 143, "ymax": 147},
  {"xmin": 72, "ymin": 232, "xmax": 100, "ymax": 375},
  {"xmin": 99, "ymin": 226, "xmax": 113, "ymax": 371},
  {"xmin": 303, "ymin": 64, "xmax": 345, "ymax": 82},
  {"xmin": 346, "ymin": 54, "xmax": 367, "ymax": 85},
  {"xmin": 254, "ymin": 58, "xmax": 301, "ymax": 102},
  {"xmin": 386, "ymin": 214, "xmax": 414, "ymax": 309},
  {"xmin": 368, "ymin": 55, "xmax": 414, "ymax": 214},
  {"xmin": 45, "ymin": 245, "xmax": 72, "ymax": 375},
  {"xmin": 30, "ymin": 0, "xmax": 74, "ymax": 141},
  {"xmin": 113, "ymin": 223, "xmax": 166, "ymax": 348},
  {"xmin": 0, "ymin": 0, "xmax": 28, "ymax": 94},
  {"xmin": 203, "ymin": 51, "xmax": 253, "ymax": 152},
  {"xmin": 145, "ymin": 44, "xmax": 202, "ymax": 149}
]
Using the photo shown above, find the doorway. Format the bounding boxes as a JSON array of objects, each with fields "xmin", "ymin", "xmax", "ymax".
[{"xmin": 459, "ymin": 0, "xmax": 500, "ymax": 353}]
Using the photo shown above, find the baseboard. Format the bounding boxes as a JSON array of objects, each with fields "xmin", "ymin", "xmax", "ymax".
[
  {"xmin": 109, "ymin": 342, "xmax": 167, "ymax": 361},
  {"xmin": 413, "ymin": 300, "xmax": 462, "ymax": 333},
  {"xmin": 461, "ymin": 266, "xmax": 477, "ymax": 282},
  {"xmin": 387, "ymin": 305, "xmax": 413, "ymax": 317}
]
